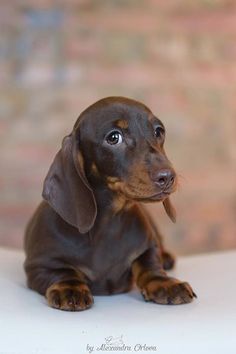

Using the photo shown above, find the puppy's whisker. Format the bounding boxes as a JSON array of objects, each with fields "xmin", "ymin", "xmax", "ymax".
[{"xmin": 177, "ymin": 173, "xmax": 187, "ymax": 183}]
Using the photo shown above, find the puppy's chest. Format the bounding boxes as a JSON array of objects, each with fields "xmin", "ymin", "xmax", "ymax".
[{"xmin": 80, "ymin": 211, "xmax": 150, "ymax": 276}]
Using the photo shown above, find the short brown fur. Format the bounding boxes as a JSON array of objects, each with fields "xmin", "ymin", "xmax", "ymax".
[{"xmin": 24, "ymin": 96, "xmax": 196, "ymax": 311}]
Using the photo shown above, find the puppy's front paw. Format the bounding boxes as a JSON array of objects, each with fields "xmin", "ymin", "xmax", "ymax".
[
  {"xmin": 46, "ymin": 281, "xmax": 94, "ymax": 311},
  {"xmin": 142, "ymin": 277, "xmax": 196, "ymax": 305}
]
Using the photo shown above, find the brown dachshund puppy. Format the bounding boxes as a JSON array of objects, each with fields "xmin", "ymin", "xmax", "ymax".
[{"xmin": 24, "ymin": 97, "xmax": 196, "ymax": 311}]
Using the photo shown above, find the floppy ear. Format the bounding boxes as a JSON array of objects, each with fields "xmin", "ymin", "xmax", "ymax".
[
  {"xmin": 163, "ymin": 197, "xmax": 176, "ymax": 223},
  {"xmin": 42, "ymin": 133, "xmax": 97, "ymax": 233}
]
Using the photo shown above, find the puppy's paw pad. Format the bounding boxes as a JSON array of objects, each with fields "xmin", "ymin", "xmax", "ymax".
[{"xmin": 46, "ymin": 282, "xmax": 94, "ymax": 311}]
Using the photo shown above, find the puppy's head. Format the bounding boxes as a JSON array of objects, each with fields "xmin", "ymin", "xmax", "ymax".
[{"xmin": 43, "ymin": 97, "xmax": 177, "ymax": 233}]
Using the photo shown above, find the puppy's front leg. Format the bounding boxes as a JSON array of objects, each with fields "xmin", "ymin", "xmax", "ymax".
[
  {"xmin": 26, "ymin": 266, "xmax": 94, "ymax": 311},
  {"xmin": 132, "ymin": 248, "xmax": 196, "ymax": 305},
  {"xmin": 46, "ymin": 279, "xmax": 94, "ymax": 311}
]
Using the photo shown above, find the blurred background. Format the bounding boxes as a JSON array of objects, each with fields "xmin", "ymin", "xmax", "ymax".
[{"xmin": 0, "ymin": 0, "xmax": 235, "ymax": 255}]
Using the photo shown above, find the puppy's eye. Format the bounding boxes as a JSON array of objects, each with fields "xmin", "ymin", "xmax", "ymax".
[
  {"xmin": 106, "ymin": 131, "xmax": 123, "ymax": 145},
  {"xmin": 155, "ymin": 126, "xmax": 165, "ymax": 139}
]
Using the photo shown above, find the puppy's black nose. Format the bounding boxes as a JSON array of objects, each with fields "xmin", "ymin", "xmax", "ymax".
[{"xmin": 151, "ymin": 169, "xmax": 176, "ymax": 189}]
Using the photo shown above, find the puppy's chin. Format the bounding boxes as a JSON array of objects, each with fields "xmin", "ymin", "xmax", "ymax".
[
  {"xmin": 123, "ymin": 190, "xmax": 170, "ymax": 203},
  {"xmin": 135, "ymin": 192, "xmax": 170, "ymax": 203}
]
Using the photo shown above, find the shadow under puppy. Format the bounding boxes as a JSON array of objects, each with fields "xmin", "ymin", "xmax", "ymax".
[{"xmin": 24, "ymin": 96, "xmax": 196, "ymax": 311}]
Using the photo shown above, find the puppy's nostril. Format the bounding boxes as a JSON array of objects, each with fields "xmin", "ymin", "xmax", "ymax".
[{"xmin": 158, "ymin": 177, "xmax": 166, "ymax": 186}]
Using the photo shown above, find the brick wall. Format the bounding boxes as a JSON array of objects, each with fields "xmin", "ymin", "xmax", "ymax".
[{"xmin": 0, "ymin": 0, "xmax": 236, "ymax": 254}]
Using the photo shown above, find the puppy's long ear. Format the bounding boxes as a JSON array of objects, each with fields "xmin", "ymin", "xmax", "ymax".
[
  {"xmin": 163, "ymin": 197, "xmax": 176, "ymax": 223},
  {"xmin": 42, "ymin": 133, "xmax": 97, "ymax": 233}
]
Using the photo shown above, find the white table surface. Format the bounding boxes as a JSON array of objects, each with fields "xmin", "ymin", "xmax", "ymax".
[{"xmin": 0, "ymin": 247, "xmax": 235, "ymax": 354}]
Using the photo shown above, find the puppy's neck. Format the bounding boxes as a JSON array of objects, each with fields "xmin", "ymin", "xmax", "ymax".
[{"xmin": 92, "ymin": 184, "xmax": 134, "ymax": 215}]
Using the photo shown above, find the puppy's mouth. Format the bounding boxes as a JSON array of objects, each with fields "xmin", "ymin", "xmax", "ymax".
[
  {"xmin": 132, "ymin": 191, "xmax": 171, "ymax": 203},
  {"xmin": 122, "ymin": 184, "xmax": 176, "ymax": 202}
]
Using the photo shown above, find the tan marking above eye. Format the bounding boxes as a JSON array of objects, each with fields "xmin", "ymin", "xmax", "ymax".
[{"xmin": 115, "ymin": 119, "xmax": 128, "ymax": 129}]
